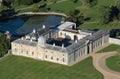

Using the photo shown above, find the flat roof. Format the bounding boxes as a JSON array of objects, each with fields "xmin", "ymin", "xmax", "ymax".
[{"xmin": 58, "ymin": 22, "xmax": 75, "ymax": 30}]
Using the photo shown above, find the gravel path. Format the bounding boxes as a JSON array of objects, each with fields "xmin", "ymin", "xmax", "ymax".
[{"xmin": 91, "ymin": 52, "xmax": 120, "ymax": 79}]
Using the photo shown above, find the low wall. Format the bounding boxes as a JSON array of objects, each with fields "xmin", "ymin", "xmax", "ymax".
[{"xmin": 109, "ymin": 38, "xmax": 120, "ymax": 45}]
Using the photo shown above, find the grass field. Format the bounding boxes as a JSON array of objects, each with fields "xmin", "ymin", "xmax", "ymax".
[
  {"xmin": 0, "ymin": 55, "xmax": 103, "ymax": 79},
  {"xmin": 79, "ymin": 22, "xmax": 120, "ymax": 30},
  {"xmin": 106, "ymin": 55, "xmax": 120, "ymax": 72},
  {"xmin": 97, "ymin": 44, "xmax": 120, "ymax": 53},
  {"xmin": 13, "ymin": 0, "xmax": 120, "ymax": 30}
]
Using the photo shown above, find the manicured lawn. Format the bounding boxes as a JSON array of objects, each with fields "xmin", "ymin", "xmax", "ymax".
[
  {"xmin": 0, "ymin": 55, "xmax": 103, "ymax": 79},
  {"xmin": 79, "ymin": 22, "xmax": 120, "ymax": 30},
  {"xmin": 97, "ymin": 44, "xmax": 120, "ymax": 53},
  {"xmin": 106, "ymin": 55, "xmax": 120, "ymax": 72}
]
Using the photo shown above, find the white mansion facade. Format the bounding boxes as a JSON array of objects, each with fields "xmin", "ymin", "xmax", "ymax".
[{"xmin": 11, "ymin": 22, "xmax": 109, "ymax": 65}]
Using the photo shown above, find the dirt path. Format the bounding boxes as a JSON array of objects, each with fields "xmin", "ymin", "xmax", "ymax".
[{"xmin": 91, "ymin": 52, "xmax": 120, "ymax": 79}]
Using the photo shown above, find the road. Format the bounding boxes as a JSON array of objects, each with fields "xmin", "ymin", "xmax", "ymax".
[{"xmin": 91, "ymin": 52, "xmax": 120, "ymax": 79}]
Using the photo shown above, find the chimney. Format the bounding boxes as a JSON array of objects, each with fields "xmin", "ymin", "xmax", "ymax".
[
  {"xmin": 53, "ymin": 43, "xmax": 55, "ymax": 46},
  {"xmin": 62, "ymin": 43, "xmax": 64, "ymax": 48},
  {"xmin": 43, "ymin": 25, "xmax": 46, "ymax": 29},
  {"xmin": 21, "ymin": 37, "xmax": 24, "ymax": 40},
  {"xmin": 30, "ymin": 38, "xmax": 32, "ymax": 42},
  {"xmin": 33, "ymin": 29, "xmax": 36, "ymax": 33},
  {"xmin": 75, "ymin": 40, "xmax": 78, "ymax": 43},
  {"xmin": 78, "ymin": 30, "xmax": 81, "ymax": 33}
]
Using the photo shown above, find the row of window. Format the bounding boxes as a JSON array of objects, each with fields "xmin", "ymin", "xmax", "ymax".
[
  {"xmin": 45, "ymin": 50, "xmax": 65, "ymax": 56},
  {"xmin": 45, "ymin": 55, "xmax": 65, "ymax": 62},
  {"xmin": 60, "ymin": 32, "xmax": 66, "ymax": 36},
  {"xmin": 14, "ymin": 49, "xmax": 34, "ymax": 56}
]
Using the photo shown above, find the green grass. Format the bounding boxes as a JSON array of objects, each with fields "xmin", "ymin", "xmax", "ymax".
[
  {"xmin": 79, "ymin": 22, "xmax": 120, "ymax": 30},
  {"xmin": 97, "ymin": 44, "xmax": 120, "ymax": 53},
  {"xmin": 106, "ymin": 55, "xmax": 120, "ymax": 72},
  {"xmin": 0, "ymin": 55, "xmax": 103, "ymax": 79}
]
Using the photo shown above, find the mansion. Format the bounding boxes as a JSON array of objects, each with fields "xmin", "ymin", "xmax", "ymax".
[{"xmin": 11, "ymin": 22, "xmax": 109, "ymax": 65}]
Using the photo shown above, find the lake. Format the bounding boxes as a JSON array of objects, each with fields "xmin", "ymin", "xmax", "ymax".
[{"xmin": 0, "ymin": 15, "xmax": 63, "ymax": 35}]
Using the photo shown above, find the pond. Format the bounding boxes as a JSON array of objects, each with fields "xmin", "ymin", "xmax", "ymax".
[{"xmin": 0, "ymin": 15, "xmax": 63, "ymax": 35}]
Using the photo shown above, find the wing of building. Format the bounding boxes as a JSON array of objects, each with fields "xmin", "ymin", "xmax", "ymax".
[{"xmin": 11, "ymin": 22, "xmax": 109, "ymax": 66}]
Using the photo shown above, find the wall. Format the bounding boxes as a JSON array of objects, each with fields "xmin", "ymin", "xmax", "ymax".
[
  {"xmin": 43, "ymin": 49, "xmax": 68, "ymax": 65},
  {"xmin": 109, "ymin": 38, "xmax": 120, "ymax": 45},
  {"xmin": 58, "ymin": 30, "xmax": 87, "ymax": 40}
]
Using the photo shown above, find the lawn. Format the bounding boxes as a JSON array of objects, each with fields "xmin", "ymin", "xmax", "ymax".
[
  {"xmin": 0, "ymin": 55, "xmax": 103, "ymax": 79},
  {"xmin": 79, "ymin": 22, "xmax": 120, "ymax": 30},
  {"xmin": 97, "ymin": 44, "xmax": 120, "ymax": 53},
  {"xmin": 106, "ymin": 55, "xmax": 120, "ymax": 72}
]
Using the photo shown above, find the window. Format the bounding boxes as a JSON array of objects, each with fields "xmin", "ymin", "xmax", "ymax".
[
  {"xmin": 15, "ymin": 48, "xmax": 17, "ymax": 52},
  {"xmin": 21, "ymin": 50, "xmax": 23, "ymax": 53},
  {"xmin": 60, "ymin": 32, "xmax": 62, "ymax": 36},
  {"xmin": 63, "ymin": 58, "xmax": 65, "ymax": 62},
  {"xmin": 57, "ymin": 58, "xmax": 59, "ymax": 61},
  {"xmin": 45, "ymin": 55, "xmax": 47, "ymax": 58},
  {"xmin": 64, "ymin": 33, "xmax": 66, "ymax": 36},
  {"xmin": 26, "ymin": 51, "xmax": 28, "ymax": 55},
  {"xmin": 51, "ymin": 57, "xmax": 53, "ymax": 60},
  {"xmin": 32, "ymin": 52, "xmax": 34, "ymax": 55}
]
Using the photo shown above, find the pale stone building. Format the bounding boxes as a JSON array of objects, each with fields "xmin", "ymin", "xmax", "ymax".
[{"xmin": 11, "ymin": 22, "xmax": 109, "ymax": 65}]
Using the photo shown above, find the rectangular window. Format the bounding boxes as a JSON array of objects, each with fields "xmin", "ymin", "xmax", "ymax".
[
  {"xmin": 51, "ymin": 57, "xmax": 53, "ymax": 60},
  {"xmin": 26, "ymin": 51, "xmax": 28, "ymax": 55},
  {"xmin": 32, "ymin": 52, "xmax": 34, "ymax": 55},
  {"xmin": 45, "ymin": 55, "xmax": 47, "ymax": 58},
  {"xmin": 63, "ymin": 58, "xmax": 65, "ymax": 62},
  {"xmin": 57, "ymin": 58, "xmax": 59, "ymax": 61}
]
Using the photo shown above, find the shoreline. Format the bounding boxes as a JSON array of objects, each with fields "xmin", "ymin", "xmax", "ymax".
[{"xmin": 14, "ymin": 12, "xmax": 67, "ymax": 17}]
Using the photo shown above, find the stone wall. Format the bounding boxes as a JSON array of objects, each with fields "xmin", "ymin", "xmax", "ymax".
[{"xmin": 109, "ymin": 38, "xmax": 120, "ymax": 45}]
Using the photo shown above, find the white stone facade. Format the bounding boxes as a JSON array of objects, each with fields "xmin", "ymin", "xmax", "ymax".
[{"xmin": 11, "ymin": 22, "xmax": 109, "ymax": 66}]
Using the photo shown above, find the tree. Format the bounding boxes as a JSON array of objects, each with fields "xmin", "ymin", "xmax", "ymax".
[
  {"xmin": 116, "ymin": 0, "xmax": 120, "ymax": 11},
  {"xmin": 110, "ymin": 6, "xmax": 119, "ymax": 21},
  {"xmin": 81, "ymin": 0, "xmax": 97, "ymax": 7},
  {"xmin": 2, "ymin": 0, "xmax": 14, "ymax": 8},
  {"xmin": 116, "ymin": 0, "xmax": 120, "ymax": 19},
  {"xmin": 0, "ymin": 33, "xmax": 10, "ymax": 57},
  {"xmin": 99, "ymin": 6, "xmax": 111, "ymax": 24},
  {"xmin": 67, "ymin": 9, "xmax": 84, "ymax": 26}
]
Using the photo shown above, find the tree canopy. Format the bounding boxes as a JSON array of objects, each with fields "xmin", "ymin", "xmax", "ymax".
[{"xmin": 0, "ymin": 33, "xmax": 10, "ymax": 57}]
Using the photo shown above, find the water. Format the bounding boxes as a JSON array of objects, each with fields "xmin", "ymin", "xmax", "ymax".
[{"xmin": 0, "ymin": 15, "xmax": 63, "ymax": 35}]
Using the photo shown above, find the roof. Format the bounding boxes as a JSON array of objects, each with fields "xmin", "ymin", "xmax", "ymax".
[
  {"xmin": 45, "ymin": 44, "xmax": 69, "ymax": 53},
  {"xmin": 84, "ymin": 30, "xmax": 109, "ymax": 41},
  {"xmin": 58, "ymin": 22, "xmax": 76, "ymax": 30},
  {"xmin": 12, "ymin": 39, "xmax": 37, "ymax": 47},
  {"xmin": 52, "ymin": 22, "xmax": 76, "ymax": 33},
  {"xmin": 66, "ymin": 39, "xmax": 87, "ymax": 53}
]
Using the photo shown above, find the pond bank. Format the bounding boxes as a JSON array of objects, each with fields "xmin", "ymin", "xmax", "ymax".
[{"xmin": 14, "ymin": 12, "xmax": 67, "ymax": 17}]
